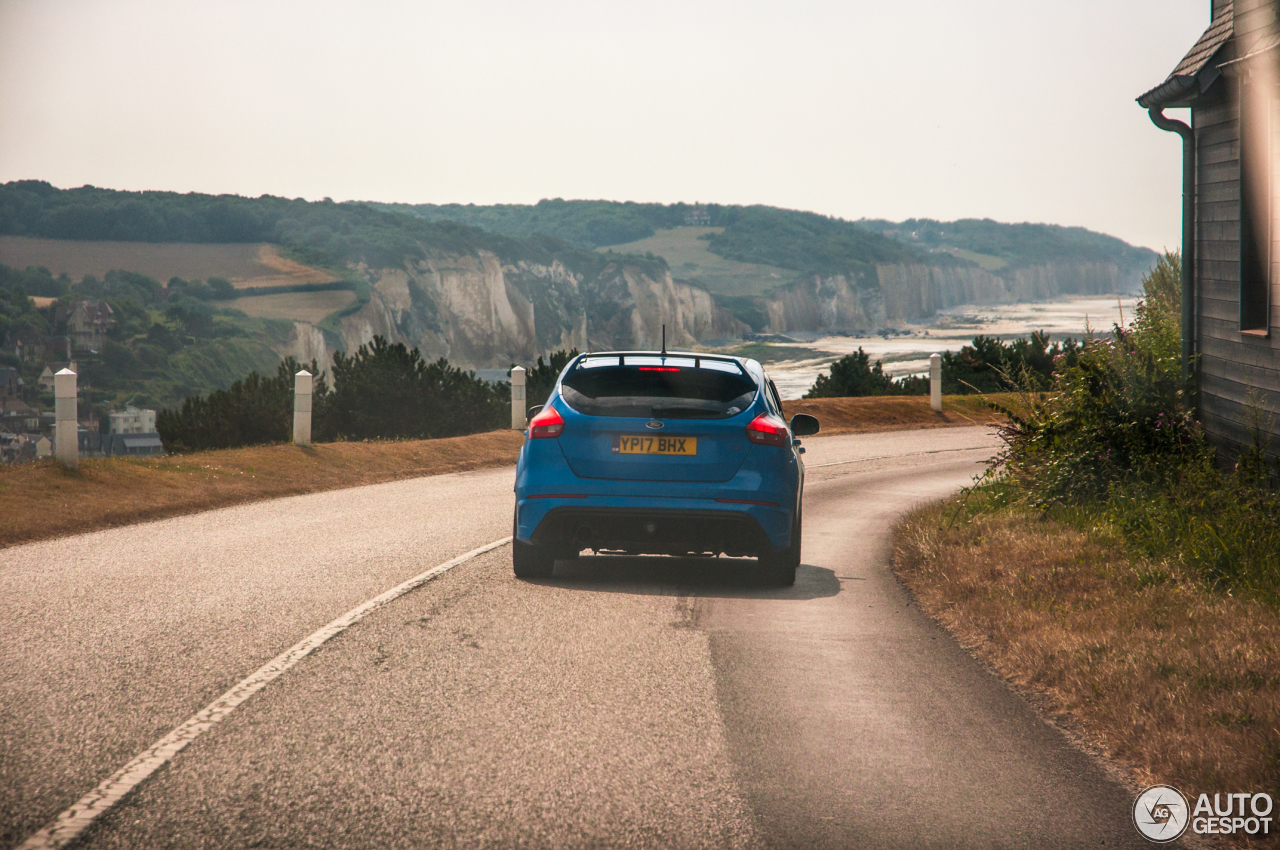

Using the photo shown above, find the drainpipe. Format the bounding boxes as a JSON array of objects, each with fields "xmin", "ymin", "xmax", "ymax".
[{"xmin": 1147, "ymin": 107, "xmax": 1195, "ymax": 388}]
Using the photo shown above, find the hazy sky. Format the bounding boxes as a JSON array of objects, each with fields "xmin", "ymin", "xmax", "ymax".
[{"xmin": 0, "ymin": 0, "xmax": 1209, "ymax": 251}]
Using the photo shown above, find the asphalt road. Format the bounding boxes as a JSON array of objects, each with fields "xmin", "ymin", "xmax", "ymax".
[{"xmin": 1, "ymin": 426, "xmax": 1147, "ymax": 848}]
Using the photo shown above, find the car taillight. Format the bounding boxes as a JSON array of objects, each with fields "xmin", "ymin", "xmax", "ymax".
[
  {"xmin": 528, "ymin": 405, "xmax": 565, "ymax": 439},
  {"xmin": 746, "ymin": 413, "xmax": 788, "ymax": 447}
]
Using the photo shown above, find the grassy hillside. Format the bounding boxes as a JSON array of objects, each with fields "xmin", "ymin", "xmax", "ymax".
[
  {"xmin": 0, "ymin": 182, "xmax": 670, "ymax": 412},
  {"xmin": 226, "ymin": 289, "xmax": 357, "ymax": 322},
  {"xmin": 375, "ymin": 199, "xmax": 1157, "ymax": 286},
  {"xmin": 0, "ymin": 181, "xmax": 629, "ymax": 275},
  {"xmin": 0, "ymin": 237, "xmax": 338, "ymax": 290},
  {"xmin": 857, "ymin": 217, "xmax": 1156, "ymax": 271},
  {"xmin": 599, "ymin": 227, "xmax": 793, "ymax": 298}
]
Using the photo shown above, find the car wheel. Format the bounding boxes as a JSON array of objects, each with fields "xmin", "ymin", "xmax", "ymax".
[
  {"xmin": 512, "ymin": 511, "xmax": 554, "ymax": 579},
  {"xmin": 760, "ymin": 508, "xmax": 800, "ymax": 586}
]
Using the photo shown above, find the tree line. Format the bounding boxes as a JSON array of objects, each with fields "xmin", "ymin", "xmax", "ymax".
[
  {"xmin": 155, "ymin": 340, "xmax": 584, "ymax": 452},
  {"xmin": 804, "ymin": 331, "xmax": 1081, "ymax": 399}
]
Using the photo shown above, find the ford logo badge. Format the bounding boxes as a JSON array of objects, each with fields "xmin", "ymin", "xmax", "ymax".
[{"xmin": 645, "ymin": 420, "xmax": 664, "ymax": 429}]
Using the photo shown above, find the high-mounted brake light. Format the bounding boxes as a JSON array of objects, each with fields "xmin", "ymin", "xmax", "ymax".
[
  {"xmin": 745, "ymin": 413, "xmax": 788, "ymax": 447},
  {"xmin": 528, "ymin": 405, "xmax": 565, "ymax": 439},
  {"xmin": 638, "ymin": 366, "xmax": 680, "ymax": 371}
]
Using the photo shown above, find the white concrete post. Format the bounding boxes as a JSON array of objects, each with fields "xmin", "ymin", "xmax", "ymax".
[
  {"xmin": 511, "ymin": 366, "xmax": 527, "ymax": 430},
  {"xmin": 293, "ymin": 370, "xmax": 313, "ymax": 446},
  {"xmin": 54, "ymin": 368, "xmax": 78, "ymax": 469},
  {"xmin": 929, "ymin": 353, "xmax": 942, "ymax": 413}
]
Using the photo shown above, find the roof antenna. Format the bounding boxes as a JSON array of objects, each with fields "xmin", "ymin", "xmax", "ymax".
[{"xmin": 661, "ymin": 324, "xmax": 667, "ymax": 356}]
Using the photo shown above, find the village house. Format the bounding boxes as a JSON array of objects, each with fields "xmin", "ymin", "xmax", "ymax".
[
  {"xmin": 1139, "ymin": 0, "xmax": 1280, "ymax": 458},
  {"xmin": 108, "ymin": 405, "xmax": 157, "ymax": 434},
  {"xmin": 17, "ymin": 332, "xmax": 71, "ymax": 365},
  {"xmin": 37, "ymin": 362, "xmax": 77, "ymax": 393},
  {"xmin": 0, "ymin": 432, "xmax": 29, "ymax": 464},
  {"xmin": 55, "ymin": 298, "xmax": 115, "ymax": 352},
  {"xmin": 0, "ymin": 398, "xmax": 39, "ymax": 433},
  {"xmin": 0, "ymin": 366, "xmax": 23, "ymax": 399},
  {"xmin": 104, "ymin": 432, "xmax": 164, "ymax": 456},
  {"xmin": 104, "ymin": 405, "xmax": 164, "ymax": 456}
]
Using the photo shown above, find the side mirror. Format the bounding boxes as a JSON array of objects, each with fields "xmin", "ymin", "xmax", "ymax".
[
  {"xmin": 527, "ymin": 404, "xmax": 544, "ymax": 419},
  {"xmin": 790, "ymin": 413, "xmax": 820, "ymax": 437}
]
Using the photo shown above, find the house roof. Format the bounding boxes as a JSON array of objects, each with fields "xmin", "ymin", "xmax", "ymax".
[
  {"xmin": 1138, "ymin": 2, "xmax": 1235, "ymax": 108},
  {"xmin": 55, "ymin": 298, "xmax": 114, "ymax": 326},
  {"xmin": 117, "ymin": 434, "xmax": 164, "ymax": 450}
]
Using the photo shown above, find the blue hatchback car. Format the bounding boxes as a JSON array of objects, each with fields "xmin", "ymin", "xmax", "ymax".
[{"xmin": 512, "ymin": 350, "xmax": 819, "ymax": 584}]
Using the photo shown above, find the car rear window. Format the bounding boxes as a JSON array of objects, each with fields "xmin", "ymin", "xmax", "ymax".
[{"xmin": 561, "ymin": 359, "xmax": 758, "ymax": 419}]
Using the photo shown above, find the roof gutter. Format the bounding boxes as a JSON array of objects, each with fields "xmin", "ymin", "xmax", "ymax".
[
  {"xmin": 1137, "ymin": 76, "xmax": 1198, "ymax": 110},
  {"xmin": 1147, "ymin": 107, "xmax": 1196, "ymax": 387}
]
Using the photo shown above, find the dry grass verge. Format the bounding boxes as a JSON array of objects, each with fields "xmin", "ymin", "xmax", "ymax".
[
  {"xmin": 893, "ymin": 502, "xmax": 1280, "ymax": 831},
  {"xmin": 1, "ymin": 431, "xmax": 525, "ymax": 548},
  {"xmin": 783, "ymin": 393, "xmax": 1008, "ymax": 436}
]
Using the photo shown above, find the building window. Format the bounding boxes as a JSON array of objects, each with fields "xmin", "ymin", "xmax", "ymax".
[{"xmin": 1239, "ymin": 74, "xmax": 1271, "ymax": 332}]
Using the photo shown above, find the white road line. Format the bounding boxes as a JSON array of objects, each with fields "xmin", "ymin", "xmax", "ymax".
[
  {"xmin": 809, "ymin": 444, "xmax": 995, "ymax": 469},
  {"xmin": 19, "ymin": 537, "xmax": 512, "ymax": 850}
]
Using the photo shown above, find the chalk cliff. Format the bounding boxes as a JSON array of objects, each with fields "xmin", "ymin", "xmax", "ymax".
[
  {"xmin": 760, "ymin": 260, "xmax": 1141, "ymax": 333},
  {"xmin": 277, "ymin": 251, "xmax": 1140, "ymax": 367},
  {"xmin": 283, "ymin": 251, "xmax": 747, "ymax": 368}
]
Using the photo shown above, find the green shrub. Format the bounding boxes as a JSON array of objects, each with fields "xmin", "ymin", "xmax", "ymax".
[
  {"xmin": 804, "ymin": 332, "xmax": 1077, "ymax": 399},
  {"xmin": 805, "ymin": 348, "xmax": 895, "ymax": 397},
  {"xmin": 984, "ymin": 251, "xmax": 1280, "ymax": 603},
  {"xmin": 518, "ymin": 348, "xmax": 579, "ymax": 409},
  {"xmin": 157, "ymin": 357, "xmax": 322, "ymax": 452},
  {"xmin": 317, "ymin": 336, "xmax": 507, "ymax": 441},
  {"xmin": 992, "ymin": 252, "xmax": 1196, "ymax": 505}
]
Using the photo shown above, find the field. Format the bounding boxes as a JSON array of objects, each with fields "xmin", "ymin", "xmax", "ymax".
[
  {"xmin": 0, "ymin": 236, "xmax": 338, "ymax": 289},
  {"xmin": 227, "ymin": 289, "xmax": 357, "ymax": 322},
  {"xmin": 600, "ymin": 227, "xmax": 796, "ymax": 297},
  {"xmin": 955, "ymin": 248, "xmax": 1008, "ymax": 270}
]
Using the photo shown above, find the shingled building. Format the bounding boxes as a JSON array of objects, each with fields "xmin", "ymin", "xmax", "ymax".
[{"xmin": 1139, "ymin": 0, "xmax": 1280, "ymax": 457}]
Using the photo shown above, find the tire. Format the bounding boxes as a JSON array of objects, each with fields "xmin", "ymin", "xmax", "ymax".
[
  {"xmin": 760, "ymin": 508, "xmax": 801, "ymax": 586},
  {"xmin": 513, "ymin": 541, "xmax": 554, "ymax": 578},
  {"xmin": 512, "ymin": 511, "xmax": 555, "ymax": 578}
]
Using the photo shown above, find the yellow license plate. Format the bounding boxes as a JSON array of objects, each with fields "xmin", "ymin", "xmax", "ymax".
[{"xmin": 612, "ymin": 435, "xmax": 697, "ymax": 455}]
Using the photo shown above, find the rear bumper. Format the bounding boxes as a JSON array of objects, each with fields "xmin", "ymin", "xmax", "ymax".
[{"xmin": 516, "ymin": 497, "xmax": 790, "ymax": 555}]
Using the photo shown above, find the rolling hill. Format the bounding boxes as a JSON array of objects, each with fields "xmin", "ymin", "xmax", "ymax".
[{"xmin": 1, "ymin": 182, "xmax": 1161, "ymax": 412}]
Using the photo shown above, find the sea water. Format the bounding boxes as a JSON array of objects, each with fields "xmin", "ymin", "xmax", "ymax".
[{"xmin": 763, "ymin": 294, "xmax": 1141, "ymax": 400}]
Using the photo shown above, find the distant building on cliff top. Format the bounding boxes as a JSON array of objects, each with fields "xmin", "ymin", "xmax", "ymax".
[
  {"xmin": 683, "ymin": 209, "xmax": 712, "ymax": 226},
  {"xmin": 1139, "ymin": 0, "xmax": 1280, "ymax": 458}
]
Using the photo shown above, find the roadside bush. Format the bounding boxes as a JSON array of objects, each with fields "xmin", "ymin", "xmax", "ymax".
[
  {"xmin": 157, "ymin": 338, "xmax": 513, "ymax": 451},
  {"xmin": 804, "ymin": 332, "xmax": 1077, "ymax": 399},
  {"xmin": 317, "ymin": 336, "xmax": 507, "ymax": 441},
  {"xmin": 157, "ymin": 357, "xmax": 323, "ymax": 452},
  {"xmin": 984, "ymin": 251, "xmax": 1280, "ymax": 602},
  {"xmin": 805, "ymin": 348, "xmax": 896, "ymax": 397},
  {"xmin": 518, "ymin": 348, "xmax": 579, "ymax": 409},
  {"xmin": 992, "ymin": 251, "xmax": 1198, "ymax": 504}
]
